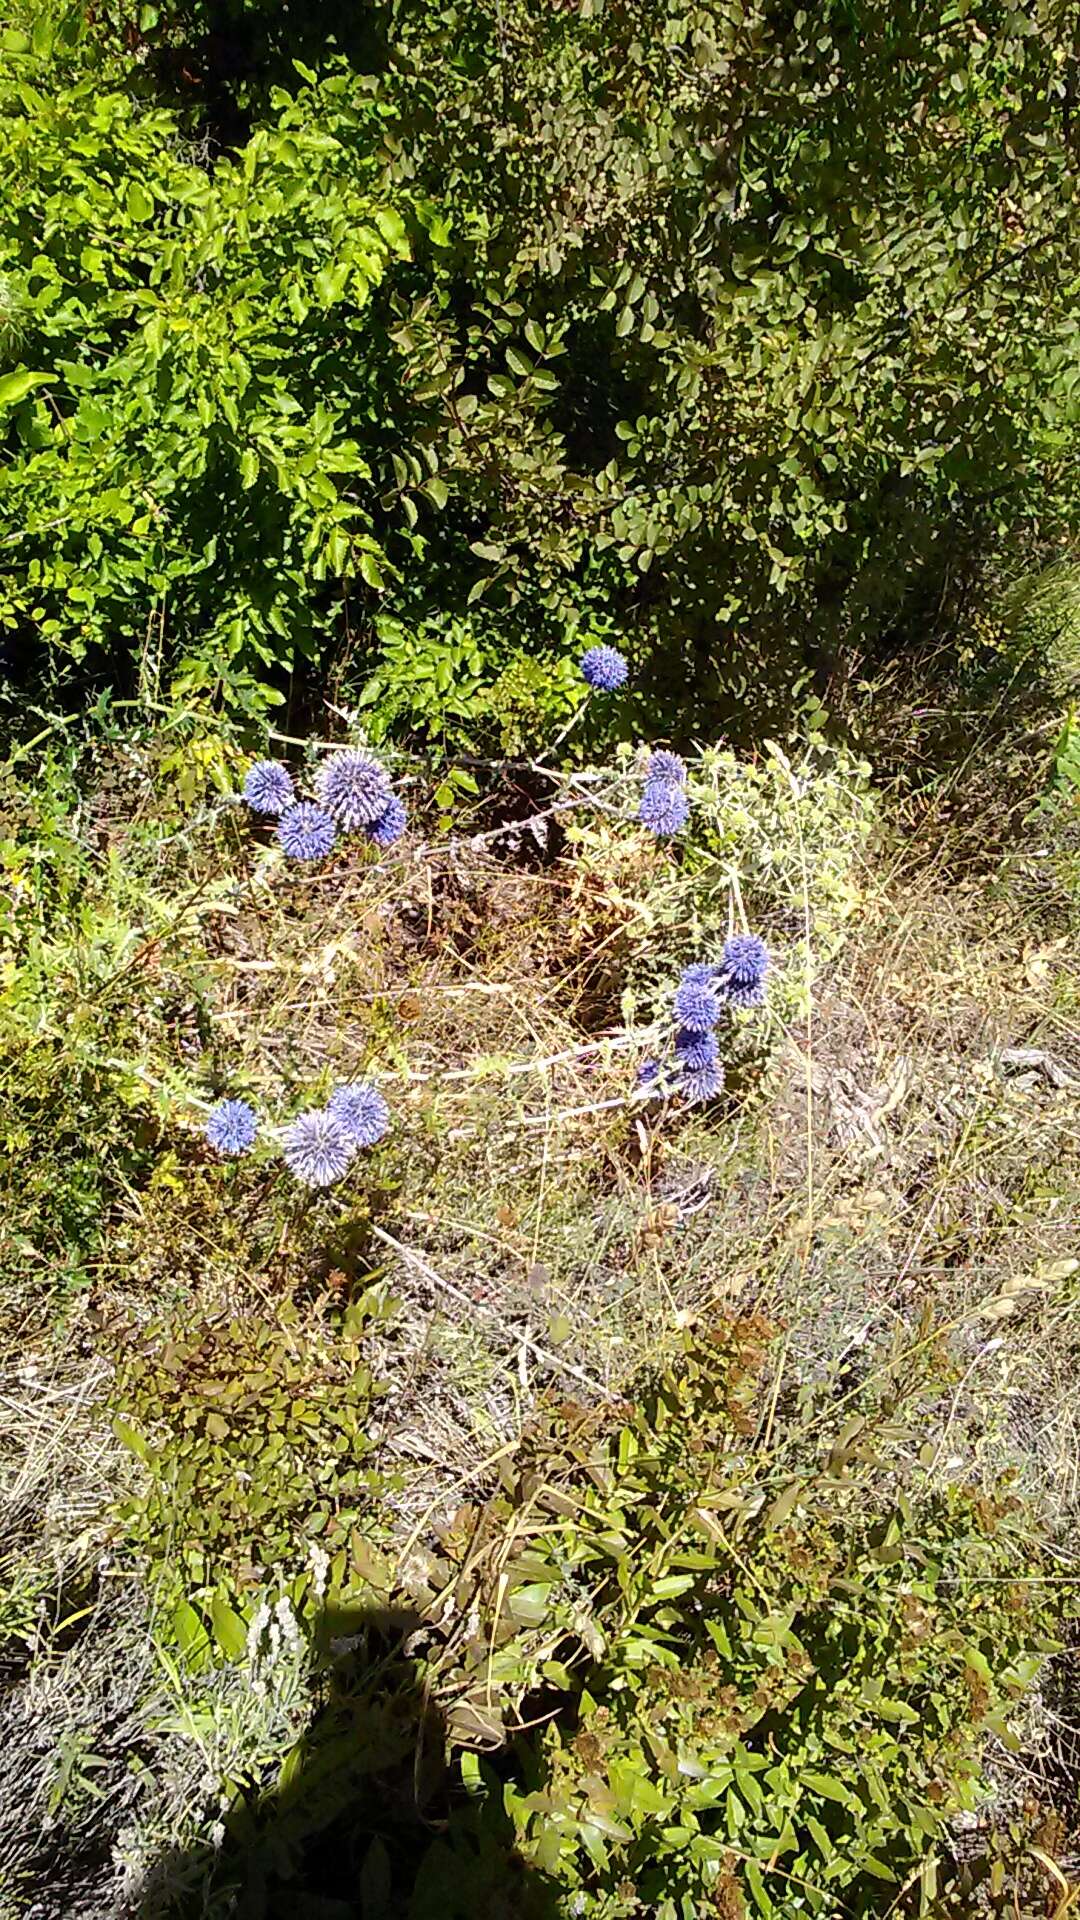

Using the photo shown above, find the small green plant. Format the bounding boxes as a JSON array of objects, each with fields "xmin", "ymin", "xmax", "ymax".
[{"xmin": 113, "ymin": 1290, "xmax": 393, "ymax": 1610}]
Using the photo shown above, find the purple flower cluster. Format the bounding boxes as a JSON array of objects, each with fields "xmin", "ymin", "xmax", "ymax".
[
  {"xmin": 639, "ymin": 745, "xmax": 690, "ymax": 839},
  {"xmin": 277, "ymin": 801, "xmax": 337, "ymax": 863},
  {"xmin": 328, "ymin": 1081, "xmax": 390, "ymax": 1148},
  {"xmin": 283, "ymin": 1108, "xmax": 355, "ymax": 1188},
  {"xmin": 240, "ymin": 743, "xmax": 408, "ymax": 862},
  {"xmin": 202, "ymin": 1078, "xmax": 391, "ymax": 1187},
  {"xmin": 243, "ymin": 761, "xmax": 294, "ymax": 815},
  {"xmin": 635, "ymin": 940, "xmax": 772, "ymax": 1114},
  {"xmin": 316, "ymin": 749, "xmax": 393, "ymax": 832},
  {"xmin": 716, "ymin": 933, "xmax": 770, "ymax": 1008}
]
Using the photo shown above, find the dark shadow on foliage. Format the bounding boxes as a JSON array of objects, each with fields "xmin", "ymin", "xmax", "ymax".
[{"xmin": 132, "ymin": 1604, "xmax": 562, "ymax": 1920}]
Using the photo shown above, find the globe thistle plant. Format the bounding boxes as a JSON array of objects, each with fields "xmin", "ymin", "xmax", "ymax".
[
  {"xmin": 580, "ymin": 644, "xmax": 628, "ymax": 692},
  {"xmin": 682, "ymin": 1061, "xmax": 725, "ymax": 1105},
  {"xmin": 277, "ymin": 802, "xmax": 337, "ymax": 862},
  {"xmin": 282, "ymin": 1109, "xmax": 356, "ymax": 1188},
  {"xmin": 672, "ymin": 978, "xmax": 721, "ymax": 1033},
  {"xmin": 328, "ymin": 1080, "xmax": 390, "ymax": 1149},
  {"xmin": 366, "ymin": 794, "xmax": 407, "ymax": 848},
  {"xmin": 639, "ymin": 778, "xmax": 689, "ymax": 838},
  {"xmin": 717, "ymin": 933, "xmax": 770, "ymax": 1009},
  {"xmin": 316, "ymin": 749, "xmax": 394, "ymax": 830},
  {"xmin": 674, "ymin": 1027, "xmax": 719, "ymax": 1072},
  {"xmin": 205, "ymin": 1099, "xmax": 258, "ymax": 1156},
  {"xmin": 242, "ymin": 760, "xmax": 294, "ymax": 815},
  {"xmin": 647, "ymin": 750, "xmax": 686, "ymax": 786}
]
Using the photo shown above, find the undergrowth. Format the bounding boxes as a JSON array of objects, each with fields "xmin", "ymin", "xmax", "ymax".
[{"xmin": 0, "ymin": 694, "xmax": 1078, "ymax": 1919}]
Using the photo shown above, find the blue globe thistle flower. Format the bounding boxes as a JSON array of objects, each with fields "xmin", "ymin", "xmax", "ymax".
[
  {"xmin": 316, "ymin": 749, "xmax": 394, "ymax": 830},
  {"xmin": 679, "ymin": 962, "xmax": 718, "ymax": 988},
  {"xmin": 639, "ymin": 778, "xmax": 689, "ymax": 838},
  {"xmin": 717, "ymin": 933, "xmax": 770, "ymax": 1008},
  {"xmin": 580, "ymin": 644, "xmax": 629, "ymax": 692},
  {"xmin": 674, "ymin": 1028, "xmax": 719, "ymax": 1072},
  {"xmin": 682, "ymin": 1061, "xmax": 725, "ymax": 1105},
  {"xmin": 671, "ymin": 978, "xmax": 721, "ymax": 1033},
  {"xmin": 328, "ymin": 1081, "xmax": 390, "ymax": 1149},
  {"xmin": 365, "ymin": 793, "xmax": 407, "ymax": 848},
  {"xmin": 205, "ymin": 1099, "xmax": 258, "ymax": 1156},
  {"xmin": 277, "ymin": 802, "xmax": 337, "ymax": 863},
  {"xmin": 243, "ymin": 760, "xmax": 294, "ymax": 815},
  {"xmin": 648, "ymin": 750, "xmax": 686, "ymax": 786},
  {"xmin": 282, "ymin": 1109, "xmax": 356, "ymax": 1188}
]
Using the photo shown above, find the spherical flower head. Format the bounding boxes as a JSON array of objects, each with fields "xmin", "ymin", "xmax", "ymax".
[
  {"xmin": 580, "ymin": 644, "xmax": 628, "ymax": 692},
  {"xmin": 316, "ymin": 749, "xmax": 394, "ymax": 830},
  {"xmin": 365, "ymin": 793, "xmax": 407, "ymax": 848},
  {"xmin": 277, "ymin": 802, "xmax": 337, "ymax": 863},
  {"xmin": 718, "ymin": 933, "xmax": 770, "ymax": 1008},
  {"xmin": 328, "ymin": 1080, "xmax": 390, "ymax": 1149},
  {"xmin": 205, "ymin": 1099, "xmax": 258, "ymax": 1156},
  {"xmin": 674, "ymin": 1028, "xmax": 719, "ymax": 1073},
  {"xmin": 680, "ymin": 962, "xmax": 718, "ymax": 989},
  {"xmin": 648, "ymin": 750, "xmax": 686, "ymax": 786},
  {"xmin": 639, "ymin": 778, "xmax": 689, "ymax": 838},
  {"xmin": 242, "ymin": 760, "xmax": 294, "ymax": 815},
  {"xmin": 671, "ymin": 979, "xmax": 721, "ymax": 1033},
  {"xmin": 282, "ymin": 1109, "xmax": 356, "ymax": 1188},
  {"xmin": 682, "ymin": 1061, "xmax": 725, "ymax": 1106}
]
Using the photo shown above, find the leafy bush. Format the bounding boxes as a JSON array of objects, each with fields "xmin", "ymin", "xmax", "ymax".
[
  {"xmin": 0, "ymin": 34, "xmax": 409, "ymax": 718},
  {"xmin": 188, "ymin": 1314, "xmax": 1054, "ymax": 1918},
  {"xmin": 3, "ymin": 4, "xmax": 1077, "ymax": 740},
  {"xmin": 361, "ymin": 0, "xmax": 1080, "ymax": 716},
  {"xmin": 416, "ymin": 1315, "xmax": 1052, "ymax": 1918}
]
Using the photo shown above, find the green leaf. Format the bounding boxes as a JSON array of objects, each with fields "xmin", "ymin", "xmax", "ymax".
[
  {"xmin": 112, "ymin": 1416, "xmax": 150, "ymax": 1463},
  {"xmin": 801, "ymin": 1771, "xmax": 857, "ymax": 1811},
  {"xmin": 171, "ymin": 1599, "xmax": 211, "ymax": 1664},
  {"xmin": 209, "ymin": 1594, "xmax": 248, "ymax": 1662},
  {"xmin": 359, "ymin": 1836, "xmax": 393, "ymax": 1920},
  {"xmin": 860, "ymin": 1856, "xmax": 898, "ymax": 1883},
  {"xmin": 126, "ymin": 182, "xmax": 154, "ymax": 222},
  {"xmin": 0, "ymin": 370, "xmax": 49, "ymax": 412},
  {"xmin": 314, "ymin": 260, "xmax": 350, "ymax": 306}
]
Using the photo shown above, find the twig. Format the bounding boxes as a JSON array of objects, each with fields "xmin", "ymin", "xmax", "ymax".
[{"xmin": 369, "ymin": 1224, "xmax": 605, "ymax": 1396}]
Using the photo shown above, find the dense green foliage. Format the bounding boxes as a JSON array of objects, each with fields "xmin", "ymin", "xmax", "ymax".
[{"xmin": 1, "ymin": 2, "xmax": 1077, "ymax": 737}]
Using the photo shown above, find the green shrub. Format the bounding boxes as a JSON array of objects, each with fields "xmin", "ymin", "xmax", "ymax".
[
  {"xmin": 4, "ymin": 5, "xmax": 1077, "ymax": 740},
  {"xmin": 0, "ymin": 38, "xmax": 409, "ymax": 718},
  {"xmin": 415, "ymin": 1314, "xmax": 1052, "ymax": 1918},
  {"xmin": 358, "ymin": 0, "xmax": 1080, "ymax": 719}
]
